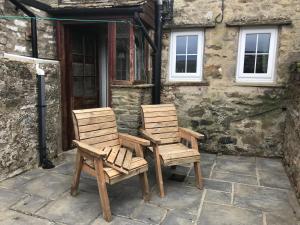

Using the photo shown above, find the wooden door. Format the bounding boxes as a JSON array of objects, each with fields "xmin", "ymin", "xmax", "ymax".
[{"xmin": 71, "ymin": 29, "xmax": 99, "ymax": 109}]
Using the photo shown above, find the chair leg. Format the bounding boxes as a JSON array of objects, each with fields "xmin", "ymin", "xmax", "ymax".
[
  {"xmin": 194, "ymin": 162, "xmax": 203, "ymax": 189},
  {"xmin": 153, "ymin": 145, "xmax": 165, "ymax": 197},
  {"xmin": 71, "ymin": 151, "xmax": 84, "ymax": 196},
  {"xmin": 94, "ymin": 159, "xmax": 112, "ymax": 222},
  {"xmin": 139, "ymin": 172, "xmax": 150, "ymax": 201}
]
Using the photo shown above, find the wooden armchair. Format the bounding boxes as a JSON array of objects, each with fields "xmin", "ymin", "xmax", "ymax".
[
  {"xmin": 140, "ymin": 104, "xmax": 204, "ymax": 197},
  {"xmin": 71, "ymin": 108, "xmax": 150, "ymax": 222}
]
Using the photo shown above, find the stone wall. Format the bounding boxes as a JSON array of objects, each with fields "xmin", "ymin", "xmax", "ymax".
[
  {"xmin": 111, "ymin": 85, "xmax": 152, "ymax": 135},
  {"xmin": 0, "ymin": 57, "xmax": 61, "ymax": 180},
  {"xmin": 283, "ymin": 78, "xmax": 300, "ymax": 199},
  {"xmin": 161, "ymin": 0, "xmax": 300, "ymax": 157},
  {"xmin": 0, "ymin": 1, "xmax": 56, "ymax": 59}
]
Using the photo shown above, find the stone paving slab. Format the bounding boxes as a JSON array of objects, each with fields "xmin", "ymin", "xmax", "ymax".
[
  {"xmin": 150, "ymin": 181, "xmax": 203, "ymax": 215},
  {"xmin": 256, "ymin": 158, "xmax": 285, "ymax": 173},
  {"xmin": 198, "ymin": 202, "xmax": 263, "ymax": 225},
  {"xmin": 211, "ymin": 171, "xmax": 258, "ymax": 185},
  {"xmin": 233, "ymin": 183, "xmax": 293, "ymax": 213},
  {"xmin": 161, "ymin": 210, "xmax": 197, "ymax": 225},
  {"xmin": 19, "ymin": 173, "xmax": 72, "ymax": 200},
  {"xmin": 0, "ymin": 188, "xmax": 27, "ymax": 212},
  {"xmin": 131, "ymin": 203, "xmax": 167, "ymax": 224},
  {"xmin": 204, "ymin": 190, "xmax": 231, "ymax": 205},
  {"xmin": 36, "ymin": 191, "xmax": 101, "ymax": 225},
  {"xmin": 258, "ymin": 169, "xmax": 291, "ymax": 189},
  {"xmin": 10, "ymin": 194, "xmax": 49, "ymax": 214},
  {"xmin": 0, "ymin": 210, "xmax": 53, "ymax": 225},
  {"xmin": 186, "ymin": 177, "xmax": 232, "ymax": 193},
  {"xmin": 215, "ymin": 158, "xmax": 256, "ymax": 175}
]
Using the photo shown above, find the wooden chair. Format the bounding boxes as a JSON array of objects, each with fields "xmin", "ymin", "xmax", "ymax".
[
  {"xmin": 140, "ymin": 104, "xmax": 204, "ymax": 197},
  {"xmin": 71, "ymin": 108, "xmax": 150, "ymax": 222}
]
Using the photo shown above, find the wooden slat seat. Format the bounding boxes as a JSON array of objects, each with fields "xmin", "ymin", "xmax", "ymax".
[
  {"xmin": 149, "ymin": 143, "xmax": 200, "ymax": 166},
  {"xmin": 141, "ymin": 104, "xmax": 204, "ymax": 198},
  {"xmin": 71, "ymin": 107, "xmax": 150, "ymax": 222}
]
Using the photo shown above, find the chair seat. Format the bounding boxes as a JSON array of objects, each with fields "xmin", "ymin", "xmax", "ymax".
[
  {"xmin": 85, "ymin": 157, "xmax": 148, "ymax": 185},
  {"xmin": 149, "ymin": 143, "xmax": 200, "ymax": 166}
]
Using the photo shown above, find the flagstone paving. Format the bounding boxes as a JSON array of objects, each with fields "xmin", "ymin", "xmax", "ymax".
[{"xmin": 0, "ymin": 150, "xmax": 299, "ymax": 225}]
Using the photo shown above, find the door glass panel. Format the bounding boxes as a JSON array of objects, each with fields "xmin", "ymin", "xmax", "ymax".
[
  {"xmin": 85, "ymin": 77, "xmax": 96, "ymax": 96},
  {"xmin": 73, "ymin": 77, "xmax": 84, "ymax": 96},
  {"xmin": 245, "ymin": 34, "xmax": 257, "ymax": 54}
]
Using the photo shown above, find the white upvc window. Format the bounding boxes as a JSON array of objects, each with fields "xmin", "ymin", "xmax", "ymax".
[
  {"xmin": 236, "ymin": 27, "xmax": 278, "ymax": 83},
  {"xmin": 169, "ymin": 30, "xmax": 204, "ymax": 81}
]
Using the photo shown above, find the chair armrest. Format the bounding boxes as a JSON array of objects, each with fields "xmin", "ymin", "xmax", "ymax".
[
  {"xmin": 179, "ymin": 127, "xmax": 205, "ymax": 140},
  {"xmin": 119, "ymin": 133, "xmax": 150, "ymax": 146},
  {"xmin": 140, "ymin": 129, "xmax": 162, "ymax": 145},
  {"xmin": 73, "ymin": 140, "xmax": 107, "ymax": 159}
]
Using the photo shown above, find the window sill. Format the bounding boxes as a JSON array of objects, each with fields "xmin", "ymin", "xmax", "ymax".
[
  {"xmin": 233, "ymin": 82, "xmax": 286, "ymax": 88},
  {"xmin": 111, "ymin": 84, "xmax": 154, "ymax": 89},
  {"xmin": 163, "ymin": 81, "xmax": 209, "ymax": 86}
]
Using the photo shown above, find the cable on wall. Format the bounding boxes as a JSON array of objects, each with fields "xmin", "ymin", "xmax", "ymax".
[{"xmin": 215, "ymin": 0, "xmax": 225, "ymax": 24}]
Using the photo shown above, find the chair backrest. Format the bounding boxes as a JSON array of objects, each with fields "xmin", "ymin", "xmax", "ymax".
[
  {"xmin": 72, "ymin": 108, "xmax": 120, "ymax": 148},
  {"xmin": 141, "ymin": 104, "xmax": 180, "ymax": 144}
]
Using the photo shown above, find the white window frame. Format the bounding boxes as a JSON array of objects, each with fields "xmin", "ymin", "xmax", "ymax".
[
  {"xmin": 236, "ymin": 27, "xmax": 278, "ymax": 83},
  {"xmin": 169, "ymin": 30, "xmax": 204, "ymax": 82}
]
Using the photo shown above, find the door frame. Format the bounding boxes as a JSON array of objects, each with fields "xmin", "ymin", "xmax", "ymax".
[{"xmin": 57, "ymin": 21, "xmax": 111, "ymax": 151}]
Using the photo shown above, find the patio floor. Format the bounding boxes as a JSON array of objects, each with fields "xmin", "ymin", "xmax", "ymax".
[{"xmin": 0, "ymin": 150, "xmax": 299, "ymax": 225}]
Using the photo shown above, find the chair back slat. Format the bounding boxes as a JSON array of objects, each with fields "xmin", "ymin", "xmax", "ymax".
[
  {"xmin": 72, "ymin": 108, "xmax": 120, "ymax": 147},
  {"xmin": 141, "ymin": 104, "xmax": 180, "ymax": 144}
]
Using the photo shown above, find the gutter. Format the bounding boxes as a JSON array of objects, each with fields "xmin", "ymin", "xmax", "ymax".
[{"xmin": 8, "ymin": 0, "xmax": 55, "ymax": 169}]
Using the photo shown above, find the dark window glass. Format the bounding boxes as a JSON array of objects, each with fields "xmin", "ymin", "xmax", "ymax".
[
  {"xmin": 187, "ymin": 55, "xmax": 197, "ymax": 73},
  {"xmin": 243, "ymin": 55, "xmax": 255, "ymax": 73},
  {"xmin": 116, "ymin": 23, "xmax": 130, "ymax": 80},
  {"xmin": 135, "ymin": 31, "xmax": 147, "ymax": 81},
  {"xmin": 257, "ymin": 33, "xmax": 271, "ymax": 53},
  {"xmin": 176, "ymin": 55, "xmax": 186, "ymax": 73},
  {"xmin": 245, "ymin": 34, "xmax": 257, "ymax": 53},
  {"xmin": 176, "ymin": 36, "xmax": 187, "ymax": 54},
  {"xmin": 187, "ymin": 35, "xmax": 198, "ymax": 54},
  {"xmin": 256, "ymin": 55, "xmax": 269, "ymax": 73}
]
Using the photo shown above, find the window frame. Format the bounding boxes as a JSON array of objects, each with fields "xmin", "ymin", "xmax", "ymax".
[
  {"xmin": 169, "ymin": 30, "xmax": 204, "ymax": 82},
  {"xmin": 236, "ymin": 27, "xmax": 278, "ymax": 83}
]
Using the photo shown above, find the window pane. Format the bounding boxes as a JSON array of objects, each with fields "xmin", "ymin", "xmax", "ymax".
[
  {"xmin": 243, "ymin": 55, "xmax": 255, "ymax": 73},
  {"xmin": 85, "ymin": 77, "xmax": 96, "ymax": 96},
  {"xmin": 72, "ymin": 63, "xmax": 83, "ymax": 76},
  {"xmin": 257, "ymin": 33, "xmax": 271, "ymax": 53},
  {"xmin": 187, "ymin": 55, "xmax": 197, "ymax": 73},
  {"xmin": 187, "ymin": 35, "xmax": 198, "ymax": 54},
  {"xmin": 176, "ymin": 55, "xmax": 186, "ymax": 73},
  {"xmin": 176, "ymin": 36, "xmax": 187, "ymax": 54},
  {"xmin": 245, "ymin": 34, "xmax": 257, "ymax": 53},
  {"xmin": 73, "ymin": 77, "xmax": 84, "ymax": 96},
  {"xmin": 85, "ymin": 64, "xmax": 95, "ymax": 76},
  {"xmin": 256, "ymin": 55, "xmax": 269, "ymax": 73},
  {"xmin": 116, "ymin": 23, "xmax": 130, "ymax": 80}
]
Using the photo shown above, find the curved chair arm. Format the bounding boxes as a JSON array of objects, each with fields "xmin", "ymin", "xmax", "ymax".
[
  {"xmin": 140, "ymin": 129, "xmax": 162, "ymax": 145},
  {"xmin": 73, "ymin": 140, "xmax": 107, "ymax": 159}
]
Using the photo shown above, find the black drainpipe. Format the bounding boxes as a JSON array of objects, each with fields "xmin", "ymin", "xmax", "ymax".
[
  {"xmin": 153, "ymin": 0, "xmax": 162, "ymax": 104},
  {"xmin": 9, "ymin": 0, "xmax": 54, "ymax": 169}
]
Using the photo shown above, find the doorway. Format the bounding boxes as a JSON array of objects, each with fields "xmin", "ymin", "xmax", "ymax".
[{"xmin": 60, "ymin": 24, "xmax": 108, "ymax": 150}]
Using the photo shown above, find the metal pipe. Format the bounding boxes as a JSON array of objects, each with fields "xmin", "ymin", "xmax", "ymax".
[
  {"xmin": 152, "ymin": 1, "xmax": 162, "ymax": 104},
  {"xmin": 8, "ymin": 0, "xmax": 54, "ymax": 169},
  {"xmin": 133, "ymin": 13, "xmax": 157, "ymax": 53}
]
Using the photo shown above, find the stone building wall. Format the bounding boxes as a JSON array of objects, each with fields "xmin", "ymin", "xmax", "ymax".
[
  {"xmin": 0, "ymin": 57, "xmax": 61, "ymax": 180},
  {"xmin": 161, "ymin": 0, "xmax": 300, "ymax": 157},
  {"xmin": 283, "ymin": 79, "xmax": 300, "ymax": 200},
  {"xmin": 0, "ymin": 1, "xmax": 56, "ymax": 59},
  {"xmin": 111, "ymin": 85, "xmax": 153, "ymax": 135}
]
